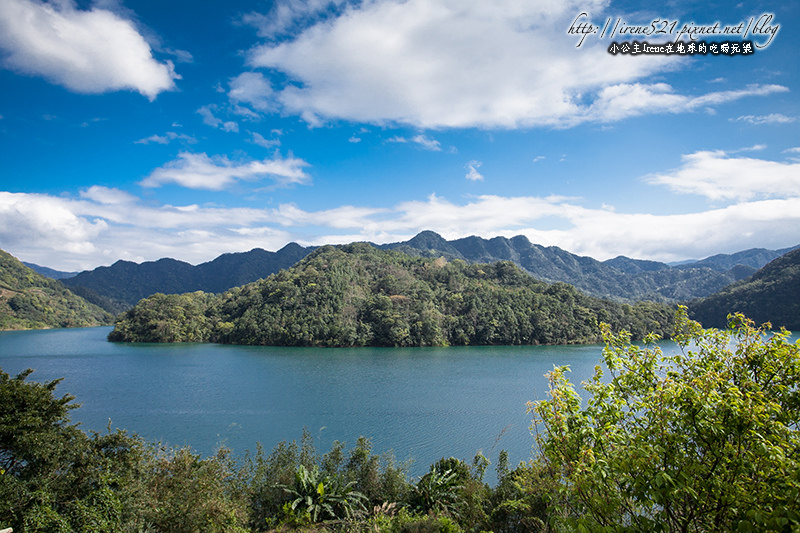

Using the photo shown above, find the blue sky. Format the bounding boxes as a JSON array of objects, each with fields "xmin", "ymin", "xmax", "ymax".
[{"xmin": 0, "ymin": 0, "xmax": 798, "ymax": 271}]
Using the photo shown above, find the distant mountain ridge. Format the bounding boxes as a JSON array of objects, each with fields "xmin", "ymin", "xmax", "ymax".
[
  {"xmin": 378, "ymin": 231, "xmax": 796, "ymax": 303},
  {"xmin": 23, "ymin": 262, "xmax": 78, "ymax": 280},
  {"xmin": 687, "ymin": 247, "xmax": 800, "ymax": 330},
  {"xmin": 57, "ymin": 231, "xmax": 798, "ymax": 313},
  {"xmin": 62, "ymin": 242, "xmax": 311, "ymax": 310}
]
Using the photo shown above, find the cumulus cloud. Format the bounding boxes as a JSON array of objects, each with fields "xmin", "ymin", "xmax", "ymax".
[
  {"xmin": 0, "ymin": 0, "xmax": 177, "ymax": 99},
  {"xmin": 242, "ymin": 0, "xmax": 783, "ymax": 129},
  {"xmin": 141, "ymin": 152, "xmax": 311, "ymax": 190},
  {"xmin": 0, "ymin": 191, "xmax": 107, "ymax": 258},
  {"xmin": 646, "ymin": 150, "xmax": 800, "ymax": 201},
  {"xmin": 3, "ymin": 166, "xmax": 800, "ymax": 270}
]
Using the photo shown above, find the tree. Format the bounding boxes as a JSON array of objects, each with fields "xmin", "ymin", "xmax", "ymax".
[{"xmin": 531, "ymin": 307, "xmax": 800, "ymax": 532}]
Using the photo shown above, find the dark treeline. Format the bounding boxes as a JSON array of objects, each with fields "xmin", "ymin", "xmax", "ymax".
[{"xmin": 109, "ymin": 243, "xmax": 675, "ymax": 346}]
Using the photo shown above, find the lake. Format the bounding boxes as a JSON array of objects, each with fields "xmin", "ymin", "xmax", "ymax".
[{"xmin": 0, "ymin": 325, "xmax": 762, "ymax": 479}]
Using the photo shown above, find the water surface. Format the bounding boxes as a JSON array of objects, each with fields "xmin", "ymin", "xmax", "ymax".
[{"xmin": 5, "ymin": 326, "xmax": 765, "ymax": 477}]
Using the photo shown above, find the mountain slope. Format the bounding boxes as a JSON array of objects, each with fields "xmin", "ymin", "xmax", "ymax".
[
  {"xmin": 687, "ymin": 248, "xmax": 800, "ymax": 330},
  {"xmin": 109, "ymin": 244, "xmax": 676, "ymax": 347},
  {"xmin": 0, "ymin": 249, "xmax": 113, "ymax": 330}
]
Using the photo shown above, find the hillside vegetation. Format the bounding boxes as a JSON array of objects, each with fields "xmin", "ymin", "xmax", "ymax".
[
  {"xmin": 0, "ymin": 249, "xmax": 113, "ymax": 330},
  {"xmin": 687, "ymin": 247, "xmax": 800, "ymax": 330},
  {"xmin": 109, "ymin": 243, "xmax": 675, "ymax": 346}
]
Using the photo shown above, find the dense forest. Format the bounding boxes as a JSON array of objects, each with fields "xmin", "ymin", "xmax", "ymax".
[
  {"xmin": 4, "ymin": 310, "xmax": 799, "ymax": 532},
  {"xmin": 687, "ymin": 247, "xmax": 800, "ymax": 329},
  {"xmin": 0, "ymin": 250, "xmax": 113, "ymax": 330},
  {"xmin": 109, "ymin": 243, "xmax": 675, "ymax": 346}
]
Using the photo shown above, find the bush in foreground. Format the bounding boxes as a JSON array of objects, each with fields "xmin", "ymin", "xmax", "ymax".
[{"xmin": 532, "ymin": 307, "xmax": 800, "ymax": 532}]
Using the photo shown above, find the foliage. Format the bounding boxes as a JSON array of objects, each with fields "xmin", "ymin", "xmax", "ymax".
[
  {"xmin": 0, "ymin": 249, "xmax": 113, "ymax": 330},
  {"xmin": 110, "ymin": 244, "xmax": 676, "ymax": 346},
  {"xmin": 688, "ymin": 247, "xmax": 800, "ymax": 330},
  {"xmin": 531, "ymin": 306, "xmax": 800, "ymax": 532},
  {"xmin": 141, "ymin": 446, "xmax": 251, "ymax": 533},
  {"xmin": 278, "ymin": 464, "xmax": 367, "ymax": 523}
]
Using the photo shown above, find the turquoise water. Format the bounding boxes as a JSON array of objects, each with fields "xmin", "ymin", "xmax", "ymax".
[{"xmin": 7, "ymin": 326, "xmax": 779, "ymax": 477}]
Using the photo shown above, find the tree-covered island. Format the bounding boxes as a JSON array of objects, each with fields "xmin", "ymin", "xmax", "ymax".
[{"xmin": 108, "ymin": 243, "xmax": 675, "ymax": 346}]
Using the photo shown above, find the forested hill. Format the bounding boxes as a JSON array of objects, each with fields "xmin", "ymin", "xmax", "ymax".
[
  {"xmin": 687, "ymin": 247, "xmax": 800, "ymax": 330},
  {"xmin": 0, "ymin": 249, "xmax": 113, "ymax": 330},
  {"xmin": 109, "ymin": 244, "xmax": 675, "ymax": 347}
]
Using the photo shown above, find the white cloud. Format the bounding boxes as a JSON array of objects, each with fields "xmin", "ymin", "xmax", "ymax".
[
  {"xmin": 581, "ymin": 83, "xmax": 787, "ymax": 123},
  {"xmin": 140, "ymin": 151, "xmax": 311, "ymax": 190},
  {"xmin": 0, "ymin": 0, "xmax": 177, "ymax": 99},
  {"xmin": 229, "ymin": 72, "xmax": 274, "ymax": 112},
  {"xmin": 387, "ymin": 134, "xmax": 442, "ymax": 151},
  {"xmin": 79, "ymin": 186, "xmax": 137, "ymax": 205},
  {"xmin": 241, "ymin": 0, "xmax": 349, "ymax": 38},
  {"xmin": 244, "ymin": 0, "xmax": 782, "ymax": 129},
  {"xmin": 3, "ymin": 165, "xmax": 800, "ymax": 271},
  {"xmin": 0, "ymin": 191, "xmax": 107, "ymax": 259},
  {"xmin": 646, "ymin": 150, "xmax": 800, "ymax": 201},
  {"xmin": 465, "ymin": 160, "xmax": 483, "ymax": 181},
  {"xmin": 411, "ymin": 134, "xmax": 441, "ymax": 151},
  {"xmin": 251, "ymin": 131, "xmax": 281, "ymax": 148},
  {"xmin": 734, "ymin": 113, "xmax": 797, "ymax": 125},
  {"xmin": 134, "ymin": 131, "xmax": 198, "ymax": 145}
]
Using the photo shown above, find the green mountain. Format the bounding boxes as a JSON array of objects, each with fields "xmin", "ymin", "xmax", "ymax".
[
  {"xmin": 0, "ymin": 249, "xmax": 114, "ymax": 330},
  {"xmin": 62, "ymin": 242, "xmax": 311, "ymax": 310},
  {"xmin": 381, "ymin": 231, "xmax": 772, "ymax": 302},
  {"xmin": 687, "ymin": 248, "xmax": 800, "ymax": 330},
  {"xmin": 57, "ymin": 231, "xmax": 797, "ymax": 314},
  {"xmin": 108, "ymin": 244, "xmax": 675, "ymax": 346}
]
